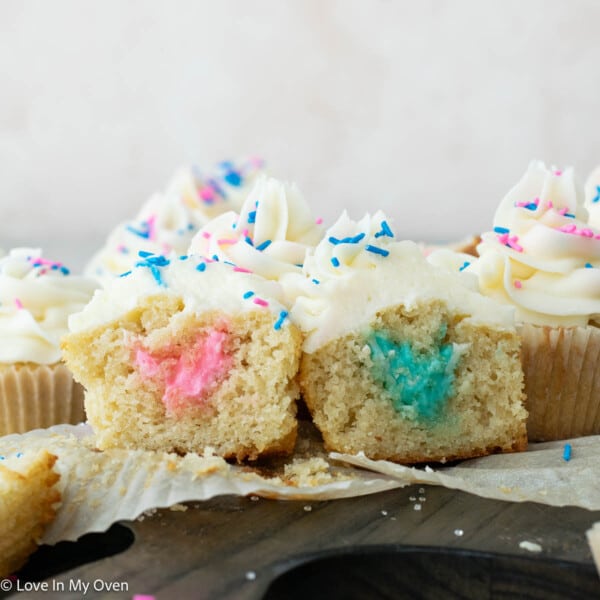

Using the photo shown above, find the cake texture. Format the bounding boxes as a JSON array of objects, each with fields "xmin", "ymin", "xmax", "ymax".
[
  {"xmin": 85, "ymin": 157, "xmax": 265, "ymax": 285},
  {"xmin": 466, "ymin": 161, "xmax": 600, "ymax": 441},
  {"xmin": 0, "ymin": 249, "xmax": 98, "ymax": 436},
  {"xmin": 63, "ymin": 254, "xmax": 302, "ymax": 461},
  {"xmin": 0, "ymin": 450, "xmax": 61, "ymax": 577},
  {"xmin": 291, "ymin": 212, "xmax": 528, "ymax": 463}
]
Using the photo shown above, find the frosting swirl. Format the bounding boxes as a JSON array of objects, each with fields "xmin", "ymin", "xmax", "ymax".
[
  {"xmin": 85, "ymin": 158, "xmax": 265, "ymax": 285},
  {"xmin": 0, "ymin": 249, "xmax": 98, "ymax": 364},
  {"xmin": 188, "ymin": 175, "xmax": 324, "ymax": 280},
  {"xmin": 471, "ymin": 161, "xmax": 600, "ymax": 326},
  {"xmin": 584, "ymin": 164, "xmax": 600, "ymax": 229}
]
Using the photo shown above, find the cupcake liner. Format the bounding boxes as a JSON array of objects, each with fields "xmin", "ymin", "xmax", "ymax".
[
  {"xmin": 520, "ymin": 324, "xmax": 600, "ymax": 442},
  {"xmin": 0, "ymin": 363, "xmax": 85, "ymax": 436}
]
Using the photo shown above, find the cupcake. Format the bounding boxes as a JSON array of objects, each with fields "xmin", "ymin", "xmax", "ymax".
[
  {"xmin": 466, "ymin": 161, "xmax": 600, "ymax": 441},
  {"xmin": 0, "ymin": 450, "xmax": 60, "ymax": 577},
  {"xmin": 0, "ymin": 249, "xmax": 98, "ymax": 435},
  {"xmin": 85, "ymin": 157, "xmax": 265, "ymax": 285},
  {"xmin": 290, "ymin": 211, "xmax": 527, "ymax": 463},
  {"xmin": 62, "ymin": 254, "xmax": 302, "ymax": 461}
]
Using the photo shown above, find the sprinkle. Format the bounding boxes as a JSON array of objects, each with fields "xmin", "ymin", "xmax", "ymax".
[
  {"xmin": 117, "ymin": 244, "xmax": 128, "ymax": 254},
  {"xmin": 196, "ymin": 262, "xmax": 207, "ymax": 272},
  {"xmin": 217, "ymin": 238, "xmax": 238, "ymax": 245},
  {"xmin": 0, "ymin": 456, "xmax": 4, "ymax": 460},
  {"xmin": 331, "ymin": 257, "xmax": 340, "ymax": 268},
  {"xmin": 14, "ymin": 298, "xmax": 23, "ymax": 310},
  {"xmin": 119, "ymin": 270, "xmax": 132, "ymax": 278},
  {"xmin": 375, "ymin": 220, "xmax": 394, "ymax": 238},
  {"xmin": 315, "ymin": 217, "xmax": 323, "ymax": 225},
  {"xmin": 365, "ymin": 244, "xmax": 390, "ymax": 257},
  {"xmin": 459, "ymin": 261, "xmax": 470, "ymax": 271},
  {"xmin": 514, "ymin": 280, "xmax": 522, "ymax": 289},
  {"xmin": 593, "ymin": 186, "xmax": 600, "ymax": 204},
  {"xmin": 255, "ymin": 239, "xmax": 272, "ymax": 251},
  {"xmin": 133, "ymin": 595, "xmax": 156, "ymax": 600},
  {"xmin": 243, "ymin": 291, "xmax": 255, "ymax": 299},
  {"xmin": 554, "ymin": 170, "xmax": 562, "ymax": 176},
  {"xmin": 329, "ymin": 233, "xmax": 366, "ymax": 245},
  {"xmin": 15, "ymin": 452, "xmax": 23, "ymax": 458},
  {"xmin": 247, "ymin": 211, "xmax": 256, "ymax": 224},
  {"xmin": 515, "ymin": 197, "xmax": 539, "ymax": 211},
  {"xmin": 233, "ymin": 266, "xmax": 252, "ymax": 273},
  {"xmin": 586, "ymin": 263, "xmax": 594, "ymax": 268},
  {"xmin": 126, "ymin": 215, "xmax": 156, "ymax": 241},
  {"xmin": 493, "ymin": 226, "xmax": 510, "ymax": 234},
  {"xmin": 312, "ymin": 278, "xmax": 320, "ymax": 285},
  {"xmin": 224, "ymin": 170, "xmax": 242, "ymax": 187},
  {"xmin": 199, "ymin": 186, "xmax": 216, "ymax": 203},
  {"xmin": 274, "ymin": 310, "xmax": 288, "ymax": 330},
  {"xmin": 253, "ymin": 298, "xmax": 269, "ymax": 307},
  {"xmin": 563, "ymin": 443, "xmax": 572, "ymax": 462},
  {"xmin": 179, "ymin": 255, "xmax": 189, "ymax": 261},
  {"xmin": 202, "ymin": 231, "xmax": 211, "ymax": 239}
]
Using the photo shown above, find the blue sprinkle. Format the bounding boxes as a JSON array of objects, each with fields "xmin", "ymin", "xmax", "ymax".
[
  {"xmin": 564, "ymin": 213, "xmax": 576, "ymax": 219},
  {"xmin": 188, "ymin": 223, "xmax": 195, "ymax": 230},
  {"xmin": 375, "ymin": 220, "xmax": 394, "ymax": 238},
  {"xmin": 126, "ymin": 222, "xmax": 152, "ymax": 239},
  {"xmin": 586, "ymin": 263, "xmax": 594, "ymax": 268},
  {"xmin": 0, "ymin": 456, "xmax": 4, "ymax": 460},
  {"xmin": 245, "ymin": 236, "xmax": 254, "ymax": 246},
  {"xmin": 60, "ymin": 266, "xmax": 70, "ymax": 275},
  {"xmin": 274, "ymin": 310, "xmax": 288, "ymax": 330},
  {"xmin": 331, "ymin": 257, "xmax": 340, "ymax": 267},
  {"xmin": 365, "ymin": 244, "xmax": 389, "ymax": 257},
  {"xmin": 196, "ymin": 262, "xmax": 207, "ymax": 272},
  {"xmin": 248, "ymin": 211, "xmax": 257, "ymax": 224},
  {"xmin": 212, "ymin": 255, "xmax": 220, "ymax": 262},
  {"xmin": 493, "ymin": 226, "xmax": 510, "ymax": 234},
  {"xmin": 563, "ymin": 443, "xmax": 572, "ymax": 462},
  {"xmin": 329, "ymin": 233, "xmax": 366, "ymax": 245},
  {"xmin": 256, "ymin": 240, "xmax": 272, "ymax": 251},
  {"xmin": 522, "ymin": 202, "xmax": 538, "ymax": 211},
  {"xmin": 179, "ymin": 255, "xmax": 189, "ymax": 261},
  {"xmin": 593, "ymin": 186, "xmax": 600, "ymax": 204},
  {"xmin": 15, "ymin": 452, "xmax": 23, "ymax": 458},
  {"xmin": 243, "ymin": 291, "xmax": 255, "ymax": 299},
  {"xmin": 224, "ymin": 170, "xmax": 242, "ymax": 187},
  {"xmin": 119, "ymin": 270, "xmax": 132, "ymax": 278},
  {"xmin": 312, "ymin": 278, "xmax": 320, "ymax": 285},
  {"xmin": 138, "ymin": 250, "xmax": 153, "ymax": 258},
  {"xmin": 208, "ymin": 178, "xmax": 225, "ymax": 199},
  {"xmin": 459, "ymin": 261, "xmax": 470, "ymax": 271},
  {"xmin": 224, "ymin": 260, "xmax": 236, "ymax": 266}
]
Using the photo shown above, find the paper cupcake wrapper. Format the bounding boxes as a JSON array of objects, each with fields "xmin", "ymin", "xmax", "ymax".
[
  {"xmin": 0, "ymin": 363, "xmax": 85, "ymax": 436},
  {"xmin": 520, "ymin": 324, "xmax": 600, "ymax": 442}
]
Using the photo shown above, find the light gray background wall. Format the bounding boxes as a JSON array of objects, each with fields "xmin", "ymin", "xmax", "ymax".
[{"xmin": 0, "ymin": 0, "xmax": 599, "ymax": 268}]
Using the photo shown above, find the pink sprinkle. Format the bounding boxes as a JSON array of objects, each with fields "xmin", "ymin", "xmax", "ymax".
[
  {"xmin": 233, "ymin": 266, "xmax": 252, "ymax": 273},
  {"xmin": 559, "ymin": 224, "xmax": 577, "ymax": 234},
  {"xmin": 555, "ymin": 170, "xmax": 562, "ymax": 176},
  {"xmin": 202, "ymin": 231, "xmax": 211, "ymax": 239},
  {"xmin": 146, "ymin": 214, "xmax": 157, "ymax": 242},
  {"xmin": 315, "ymin": 217, "xmax": 323, "ymax": 225},
  {"xmin": 582, "ymin": 228, "xmax": 595, "ymax": 238},
  {"xmin": 200, "ymin": 186, "xmax": 216, "ymax": 202},
  {"xmin": 217, "ymin": 238, "xmax": 237, "ymax": 245},
  {"xmin": 515, "ymin": 197, "xmax": 539, "ymax": 208},
  {"xmin": 546, "ymin": 201, "xmax": 553, "ymax": 209},
  {"xmin": 558, "ymin": 207, "xmax": 569, "ymax": 216},
  {"xmin": 133, "ymin": 594, "xmax": 156, "ymax": 600},
  {"xmin": 497, "ymin": 233, "xmax": 523, "ymax": 253},
  {"xmin": 514, "ymin": 280, "xmax": 522, "ymax": 289},
  {"xmin": 14, "ymin": 298, "xmax": 23, "ymax": 310},
  {"xmin": 253, "ymin": 298, "xmax": 269, "ymax": 307},
  {"xmin": 242, "ymin": 228, "xmax": 250, "ymax": 238}
]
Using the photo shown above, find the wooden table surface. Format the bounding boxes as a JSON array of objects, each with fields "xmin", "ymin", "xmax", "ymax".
[{"xmin": 6, "ymin": 483, "xmax": 600, "ymax": 599}]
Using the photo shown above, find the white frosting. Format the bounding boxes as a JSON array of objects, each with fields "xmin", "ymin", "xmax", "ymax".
[
  {"xmin": 70, "ymin": 254, "xmax": 289, "ymax": 333},
  {"xmin": 289, "ymin": 212, "xmax": 515, "ymax": 353},
  {"xmin": 188, "ymin": 175, "xmax": 324, "ymax": 281},
  {"xmin": 584, "ymin": 164, "xmax": 600, "ymax": 228},
  {"xmin": 85, "ymin": 158, "xmax": 265, "ymax": 286},
  {"xmin": 0, "ymin": 249, "xmax": 98, "ymax": 364},
  {"xmin": 470, "ymin": 161, "xmax": 600, "ymax": 326}
]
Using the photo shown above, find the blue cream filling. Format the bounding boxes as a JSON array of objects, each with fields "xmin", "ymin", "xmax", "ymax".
[{"xmin": 366, "ymin": 328, "xmax": 458, "ymax": 421}]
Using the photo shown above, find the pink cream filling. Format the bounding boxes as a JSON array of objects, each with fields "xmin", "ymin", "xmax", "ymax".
[{"xmin": 133, "ymin": 327, "xmax": 233, "ymax": 415}]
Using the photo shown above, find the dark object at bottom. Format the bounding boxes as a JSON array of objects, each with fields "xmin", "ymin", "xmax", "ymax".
[{"xmin": 263, "ymin": 545, "xmax": 600, "ymax": 600}]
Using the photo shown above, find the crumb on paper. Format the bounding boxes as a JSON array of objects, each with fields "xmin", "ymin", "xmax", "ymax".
[
  {"xmin": 519, "ymin": 540, "xmax": 542, "ymax": 553},
  {"xmin": 169, "ymin": 503, "xmax": 188, "ymax": 512}
]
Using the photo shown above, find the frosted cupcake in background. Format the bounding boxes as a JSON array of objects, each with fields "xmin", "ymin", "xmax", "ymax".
[
  {"xmin": 85, "ymin": 157, "xmax": 265, "ymax": 286},
  {"xmin": 584, "ymin": 164, "xmax": 600, "ymax": 228},
  {"xmin": 462, "ymin": 161, "xmax": 600, "ymax": 441},
  {"xmin": 0, "ymin": 248, "xmax": 98, "ymax": 435},
  {"xmin": 188, "ymin": 174, "xmax": 325, "ymax": 300}
]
